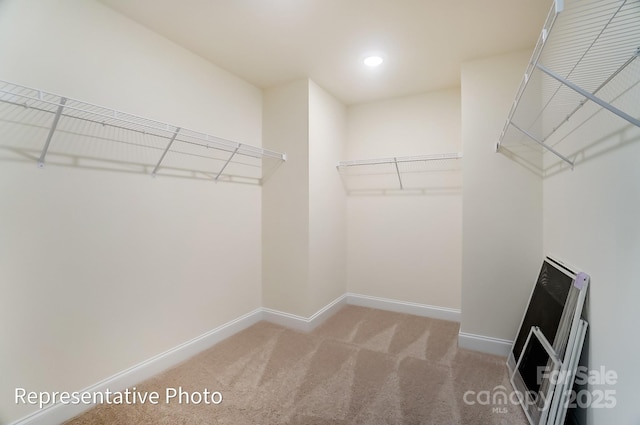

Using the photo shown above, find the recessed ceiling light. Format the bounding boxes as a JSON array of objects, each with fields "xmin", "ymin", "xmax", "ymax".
[{"xmin": 363, "ymin": 56, "xmax": 384, "ymax": 67}]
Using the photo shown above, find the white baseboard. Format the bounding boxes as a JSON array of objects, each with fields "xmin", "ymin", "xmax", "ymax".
[
  {"xmin": 261, "ymin": 293, "xmax": 461, "ymax": 331},
  {"xmin": 458, "ymin": 331, "xmax": 513, "ymax": 357},
  {"xmin": 10, "ymin": 294, "xmax": 460, "ymax": 425},
  {"xmin": 346, "ymin": 293, "xmax": 461, "ymax": 323},
  {"xmin": 262, "ymin": 294, "xmax": 347, "ymax": 332},
  {"xmin": 9, "ymin": 308, "xmax": 264, "ymax": 425}
]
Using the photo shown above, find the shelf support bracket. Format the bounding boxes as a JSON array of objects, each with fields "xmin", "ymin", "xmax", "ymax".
[
  {"xmin": 38, "ymin": 97, "xmax": 67, "ymax": 168},
  {"xmin": 215, "ymin": 145, "xmax": 240, "ymax": 181},
  {"xmin": 536, "ymin": 63, "xmax": 640, "ymax": 129},
  {"xmin": 151, "ymin": 127, "xmax": 181, "ymax": 176},
  {"xmin": 393, "ymin": 157, "xmax": 404, "ymax": 190},
  {"xmin": 509, "ymin": 121, "xmax": 574, "ymax": 169}
]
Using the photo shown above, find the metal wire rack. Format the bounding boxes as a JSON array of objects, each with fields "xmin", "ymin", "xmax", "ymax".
[
  {"xmin": 497, "ymin": 0, "xmax": 640, "ymax": 174},
  {"xmin": 336, "ymin": 152, "xmax": 462, "ymax": 193},
  {"xmin": 0, "ymin": 80, "xmax": 286, "ymax": 183}
]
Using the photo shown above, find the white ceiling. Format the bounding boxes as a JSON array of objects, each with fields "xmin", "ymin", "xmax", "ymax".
[{"xmin": 98, "ymin": 0, "xmax": 551, "ymax": 105}]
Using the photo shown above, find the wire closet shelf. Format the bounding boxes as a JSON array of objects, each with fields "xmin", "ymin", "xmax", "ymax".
[
  {"xmin": 497, "ymin": 0, "xmax": 640, "ymax": 173},
  {"xmin": 0, "ymin": 80, "xmax": 286, "ymax": 183},
  {"xmin": 337, "ymin": 152, "xmax": 462, "ymax": 192}
]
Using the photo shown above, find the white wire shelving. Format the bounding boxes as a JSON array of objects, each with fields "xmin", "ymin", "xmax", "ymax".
[
  {"xmin": 336, "ymin": 152, "xmax": 462, "ymax": 193},
  {"xmin": 0, "ymin": 80, "xmax": 286, "ymax": 184},
  {"xmin": 497, "ymin": 0, "xmax": 640, "ymax": 175}
]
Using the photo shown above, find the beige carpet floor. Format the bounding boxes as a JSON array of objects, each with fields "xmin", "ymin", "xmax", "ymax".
[{"xmin": 65, "ymin": 306, "xmax": 528, "ymax": 424}]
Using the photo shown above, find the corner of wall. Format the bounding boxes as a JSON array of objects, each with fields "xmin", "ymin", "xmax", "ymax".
[{"xmin": 460, "ymin": 49, "xmax": 543, "ymax": 344}]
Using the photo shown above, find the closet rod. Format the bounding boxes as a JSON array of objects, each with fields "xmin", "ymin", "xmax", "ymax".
[
  {"xmin": 337, "ymin": 152, "xmax": 462, "ymax": 168},
  {"xmin": 0, "ymin": 80, "xmax": 286, "ymax": 162}
]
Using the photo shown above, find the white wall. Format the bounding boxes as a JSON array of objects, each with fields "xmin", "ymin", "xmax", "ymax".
[
  {"xmin": 0, "ymin": 1, "xmax": 263, "ymax": 423},
  {"xmin": 262, "ymin": 79, "xmax": 347, "ymax": 318},
  {"xmin": 346, "ymin": 89, "xmax": 462, "ymax": 309},
  {"xmin": 262, "ymin": 79, "xmax": 310, "ymax": 317},
  {"xmin": 543, "ymin": 76, "xmax": 640, "ymax": 423},
  {"xmin": 460, "ymin": 45, "xmax": 639, "ymax": 423},
  {"xmin": 460, "ymin": 50, "xmax": 543, "ymax": 340},
  {"xmin": 308, "ymin": 81, "xmax": 347, "ymax": 313}
]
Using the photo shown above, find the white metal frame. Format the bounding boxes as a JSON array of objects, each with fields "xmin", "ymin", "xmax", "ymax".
[
  {"xmin": 507, "ymin": 256, "xmax": 576, "ymax": 373},
  {"xmin": 547, "ymin": 271, "xmax": 589, "ymax": 425},
  {"xmin": 549, "ymin": 319, "xmax": 588, "ymax": 425},
  {"xmin": 336, "ymin": 152, "xmax": 462, "ymax": 191},
  {"xmin": 508, "ymin": 257, "xmax": 590, "ymax": 425},
  {"xmin": 497, "ymin": 0, "xmax": 640, "ymax": 171},
  {"xmin": 0, "ymin": 80, "xmax": 286, "ymax": 182},
  {"xmin": 511, "ymin": 326, "xmax": 562, "ymax": 425}
]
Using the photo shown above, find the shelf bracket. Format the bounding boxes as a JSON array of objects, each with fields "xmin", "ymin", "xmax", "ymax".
[
  {"xmin": 215, "ymin": 145, "xmax": 241, "ymax": 181},
  {"xmin": 393, "ymin": 157, "xmax": 404, "ymax": 190},
  {"xmin": 536, "ymin": 63, "xmax": 640, "ymax": 129},
  {"xmin": 509, "ymin": 121, "xmax": 574, "ymax": 169},
  {"xmin": 37, "ymin": 97, "xmax": 67, "ymax": 168},
  {"xmin": 151, "ymin": 127, "xmax": 181, "ymax": 176},
  {"xmin": 546, "ymin": 54, "xmax": 639, "ymax": 140}
]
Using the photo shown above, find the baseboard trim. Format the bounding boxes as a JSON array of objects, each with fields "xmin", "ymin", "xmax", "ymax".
[
  {"xmin": 10, "ymin": 294, "xmax": 460, "ymax": 425},
  {"xmin": 262, "ymin": 294, "xmax": 347, "ymax": 332},
  {"xmin": 346, "ymin": 293, "xmax": 461, "ymax": 323},
  {"xmin": 458, "ymin": 331, "xmax": 513, "ymax": 357},
  {"xmin": 8, "ymin": 308, "xmax": 264, "ymax": 425}
]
